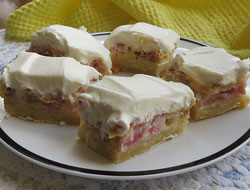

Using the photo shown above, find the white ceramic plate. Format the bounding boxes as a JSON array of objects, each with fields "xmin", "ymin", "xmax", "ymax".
[{"xmin": 0, "ymin": 33, "xmax": 249, "ymax": 180}]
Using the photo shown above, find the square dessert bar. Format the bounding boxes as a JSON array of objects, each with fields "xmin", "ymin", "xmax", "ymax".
[
  {"xmin": 0, "ymin": 51, "xmax": 101, "ymax": 125},
  {"xmin": 104, "ymin": 22, "xmax": 180, "ymax": 75},
  {"xmin": 28, "ymin": 25, "xmax": 112, "ymax": 75},
  {"xmin": 77, "ymin": 74, "xmax": 195, "ymax": 163},
  {"xmin": 157, "ymin": 47, "xmax": 250, "ymax": 120}
]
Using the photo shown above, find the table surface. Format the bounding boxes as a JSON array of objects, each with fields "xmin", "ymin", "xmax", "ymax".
[{"xmin": 0, "ymin": 29, "xmax": 250, "ymax": 190}]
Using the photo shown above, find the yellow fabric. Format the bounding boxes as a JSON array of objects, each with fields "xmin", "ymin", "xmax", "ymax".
[{"xmin": 5, "ymin": 0, "xmax": 250, "ymax": 59}]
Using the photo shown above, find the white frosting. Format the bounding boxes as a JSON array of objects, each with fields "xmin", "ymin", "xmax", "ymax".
[
  {"xmin": 31, "ymin": 25, "xmax": 112, "ymax": 74},
  {"xmin": 78, "ymin": 74, "xmax": 194, "ymax": 138},
  {"xmin": 104, "ymin": 22, "xmax": 180, "ymax": 53},
  {"xmin": 1, "ymin": 51, "xmax": 101, "ymax": 98},
  {"xmin": 158, "ymin": 47, "xmax": 250, "ymax": 85},
  {"xmin": 243, "ymin": 59, "xmax": 250, "ymax": 79}
]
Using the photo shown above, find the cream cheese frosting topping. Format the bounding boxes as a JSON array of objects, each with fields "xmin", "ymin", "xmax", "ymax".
[
  {"xmin": 31, "ymin": 24, "xmax": 112, "ymax": 74},
  {"xmin": 158, "ymin": 47, "xmax": 250, "ymax": 85},
  {"xmin": 78, "ymin": 74, "xmax": 195, "ymax": 138},
  {"xmin": 2, "ymin": 51, "xmax": 101, "ymax": 98},
  {"xmin": 104, "ymin": 22, "xmax": 180, "ymax": 53}
]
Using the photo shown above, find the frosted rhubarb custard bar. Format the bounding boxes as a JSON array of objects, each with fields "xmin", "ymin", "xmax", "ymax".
[
  {"xmin": 77, "ymin": 74, "xmax": 195, "ymax": 163},
  {"xmin": 28, "ymin": 25, "xmax": 112, "ymax": 75},
  {"xmin": 0, "ymin": 51, "xmax": 101, "ymax": 125},
  {"xmin": 104, "ymin": 22, "xmax": 179, "ymax": 75},
  {"xmin": 157, "ymin": 47, "xmax": 250, "ymax": 120}
]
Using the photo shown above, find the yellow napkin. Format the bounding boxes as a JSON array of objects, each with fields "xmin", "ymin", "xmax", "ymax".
[{"xmin": 5, "ymin": 0, "xmax": 250, "ymax": 59}]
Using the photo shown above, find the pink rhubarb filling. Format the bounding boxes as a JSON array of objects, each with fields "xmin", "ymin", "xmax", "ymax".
[
  {"xmin": 202, "ymin": 83, "xmax": 246, "ymax": 106},
  {"xmin": 27, "ymin": 45, "xmax": 65, "ymax": 57},
  {"xmin": 117, "ymin": 113, "xmax": 176, "ymax": 151},
  {"xmin": 111, "ymin": 43, "xmax": 159, "ymax": 62}
]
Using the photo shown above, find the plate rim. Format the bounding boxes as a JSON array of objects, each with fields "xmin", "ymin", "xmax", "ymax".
[
  {"xmin": 0, "ymin": 127, "xmax": 249, "ymax": 180},
  {"xmin": 0, "ymin": 32, "xmax": 249, "ymax": 180}
]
